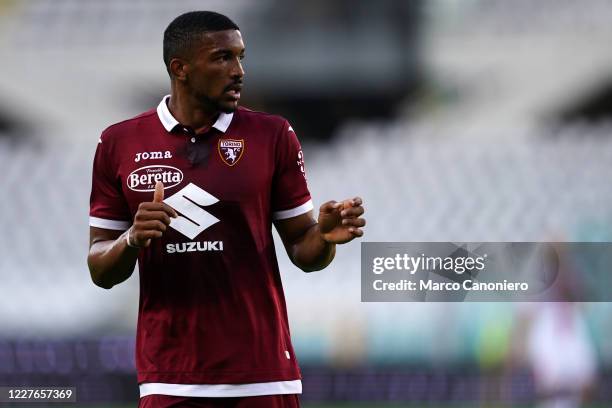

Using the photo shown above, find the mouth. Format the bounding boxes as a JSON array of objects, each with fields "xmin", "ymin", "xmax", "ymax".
[{"xmin": 224, "ymin": 84, "xmax": 242, "ymax": 100}]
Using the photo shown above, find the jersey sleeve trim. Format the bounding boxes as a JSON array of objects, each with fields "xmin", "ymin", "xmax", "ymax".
[
  {"xmin": 89, "ymin": 216, "xmax": 131, "ymax": 231},
  {"xmin": 139, "ymin": 380, "xmax": 302, "ymax": 398},
  {"xmin": 272, "ymin": 199, "xmax": 313, "ymax": 221}
]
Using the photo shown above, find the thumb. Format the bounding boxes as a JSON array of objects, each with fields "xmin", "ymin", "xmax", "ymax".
[{"xmin": 153, "ymin": 181, "xmax": 164, "ymax": 203}]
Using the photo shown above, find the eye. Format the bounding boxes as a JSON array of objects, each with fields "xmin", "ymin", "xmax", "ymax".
[{"xmin": 214, "ymin": 53, "xmax": 230, "ymax": 62}]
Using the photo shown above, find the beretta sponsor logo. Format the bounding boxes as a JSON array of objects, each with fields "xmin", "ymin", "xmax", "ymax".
[{"xmin": 127, "ymin": 165, "xmax": 183, "ymax": 192}]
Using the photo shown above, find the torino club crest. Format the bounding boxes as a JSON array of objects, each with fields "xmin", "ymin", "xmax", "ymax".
[{"xmin": 218, "ymin": 139, "xmax": 245, "ymax": 166}]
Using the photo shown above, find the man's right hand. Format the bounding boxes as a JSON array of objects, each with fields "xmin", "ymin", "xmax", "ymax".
[{"xmin": 128, "ymin": 181, "xmax": 178, "ymax": 248}]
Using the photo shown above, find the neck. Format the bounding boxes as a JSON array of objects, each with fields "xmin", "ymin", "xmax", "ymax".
[{"xmin": 168, "ymin": 85, "xmax": 219, "ymax": 133}]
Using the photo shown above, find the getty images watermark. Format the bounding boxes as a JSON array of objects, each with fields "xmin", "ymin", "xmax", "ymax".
[{"xmin": 361, "ymin": 242, "xmax": 611, "ymax": 302}]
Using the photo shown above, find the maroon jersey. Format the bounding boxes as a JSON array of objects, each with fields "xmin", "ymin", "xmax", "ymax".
[{"xmin": 89, "ymin": 96, "xmax": 312, "ymax": 397}]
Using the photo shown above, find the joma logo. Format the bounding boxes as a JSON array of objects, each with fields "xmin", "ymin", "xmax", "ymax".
[{"xmin": 135, "ymin": 151, "xmax": 172, "ymax": 162}]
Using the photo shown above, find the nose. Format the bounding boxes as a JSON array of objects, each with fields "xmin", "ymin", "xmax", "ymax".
[{"xmin": 231, "ymin": 57, "xmax": 244, "ymax": 79}]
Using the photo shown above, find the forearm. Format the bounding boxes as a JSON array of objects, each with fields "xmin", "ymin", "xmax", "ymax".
[
  {"xmin": 87, "ymin": 230, "xmax": 139, "ymax": 289},
  {"xmin": 290, "ymin": 224, "xmax": 336, "ymax": 272}
]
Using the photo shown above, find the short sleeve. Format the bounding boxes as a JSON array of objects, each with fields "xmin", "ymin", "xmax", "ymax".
[
  {"xmin": 89, "ymin": 135, "xmax": 131, "ymax": 230},
  {"xmin": 271, "ymin": 121, "xmax": 313, "ymax": 220}
]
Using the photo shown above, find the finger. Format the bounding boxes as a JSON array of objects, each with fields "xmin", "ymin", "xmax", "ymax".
[
  {"xmin": 135, "ymin": 230, "xmax": 164, "ymax": 240},
  {"xmin": 342, "ymin": 218, "xmax": 366, "ymax": 227},
  {"xmin": 341, "ymin": 199, "xmax": 354, "ymax": 208},
  {"xmin": 353, "ymin": 197, "xmax": 363, "ymax": 206},
  {"xmin": 330, "ymin": 199, "xmax": 352, "ymax": 212},
  {"xmin": 340, "ymin": 206, "xmax": 364, "ymax": 218},
  {"xmin": 320, "ymin": 200, "xmax": 339, "ymax": 214},
  {"xmin": 132, "ymin": 230, "xmax": 163, "ymax": 246},
  {"xmin": 138, "ymin": 202, "xmax": 178, "ymax": 218},
  {"xmin": 163, "ymin": 203, "xmax": 179, "ymax": 218},
  {"xmin": 135, "ymin": 220, "xmax": 167, "ymax": 233},
  {"xmin": 153, "ymin": 181, "xmax": 164, "ymax": 203},
  {"xmin": 135, "ymin": 211, "xmax": 172, "ymax": 225},
  {"xmin": 348, "ymin": 227, "xmax": 364, "ymax": 237}
]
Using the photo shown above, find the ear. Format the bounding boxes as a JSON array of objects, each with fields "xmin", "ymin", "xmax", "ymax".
[{"xmin": 169, "ymin": 57, "xmax": 189, "ymax": 81}]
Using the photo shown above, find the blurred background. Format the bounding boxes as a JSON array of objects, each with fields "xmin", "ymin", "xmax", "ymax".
[{"xmin": 1, "ymin": 0, "xmax": 612, "ymax": 407}]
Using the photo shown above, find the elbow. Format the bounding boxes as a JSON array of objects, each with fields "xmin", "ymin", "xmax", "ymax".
[
  {"xmin": 291, "ymin": 248, "xmax": 335, "ymax": 273},
  {"xmin": 298, "ymin": 264, "xmax": 325, "ymax": 273},
  {"xmin": 93, "ymin": 277, "xmax": 114, "ymax": 290},
  {"xmin": 90, "ymin": 270, "xmax": 114, "ymax": 289},
  {"xmin": 87, "ymin": 258, "xmax": 114, "ymax": 289},
  {"xmin": 292, "ymin": 258, "xmax": 327, "ymax": 273}
]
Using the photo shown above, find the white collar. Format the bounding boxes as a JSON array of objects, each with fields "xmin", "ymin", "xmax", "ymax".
[{"xmin": 156, "ymin": 95, "xmax": 234, "ymax": 133}]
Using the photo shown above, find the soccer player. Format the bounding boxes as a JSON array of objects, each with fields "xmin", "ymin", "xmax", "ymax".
[{"xmin": 87, "ymin": 11, "xmax": 365, "ymax": 408}]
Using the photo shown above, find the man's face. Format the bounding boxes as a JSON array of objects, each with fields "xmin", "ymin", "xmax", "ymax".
[{"xmin": 185, "ymin": 29, "xmax": 245, "ymax": 113}]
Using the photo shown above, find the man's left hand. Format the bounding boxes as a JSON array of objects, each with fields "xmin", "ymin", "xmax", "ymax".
[{"xmin": 318, "ymin": 197, "xmax": 366, "ymax": 244}]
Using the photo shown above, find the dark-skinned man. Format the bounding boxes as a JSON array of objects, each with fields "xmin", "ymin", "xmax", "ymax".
[{"xmin": 88, "ymin": 11, "xmax": 365, "ymax": 408}]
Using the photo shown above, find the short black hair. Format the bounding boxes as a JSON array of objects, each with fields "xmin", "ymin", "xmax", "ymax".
[{"xmin": 163, "ymin": 11, "xmax": 239, "ymax": 73}]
